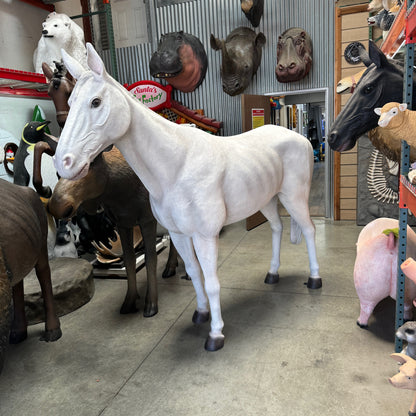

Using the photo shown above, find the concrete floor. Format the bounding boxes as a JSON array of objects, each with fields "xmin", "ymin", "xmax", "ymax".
[{"xmin": 0, "ymin": 217, "xmax": 412, "ymax": 416}]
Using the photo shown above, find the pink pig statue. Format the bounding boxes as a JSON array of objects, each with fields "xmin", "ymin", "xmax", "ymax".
[
  {"xmin": 390, "ymin": 353, "xmax": 416, "ymax": 415},
  {"xmin": 354, "ymin": 218, "xmax": 416, "ymax": 328}
]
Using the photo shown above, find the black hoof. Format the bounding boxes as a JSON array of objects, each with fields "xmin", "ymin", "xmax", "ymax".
[
  {"xmin": 306, "ymin": 277, "xmax": 322, "ymax": 289},
  {"xmin": 120, "ymin": 304, "xmax": 139, "ymax": 314},
  {"xmin": 143, "ymin": 303, "xmax": 158, "ymax": 318},
  {"xmin": 40, "ymin": 327, "xmax": 62, "ymax": 342},
  {"xmin": 192, "ymin": 310, "xmax": 210, "ymax": 324},
  {"xmin": 357, "ymin": 321, "xmax": 369, "ymax": 330},
  {"xmin": 162, "ymin": 267, "xmax": 176, "ymax": 278},
  {"xmin": 181, "ymin": 273, "xmax": 191, "ymax": 281},
  {"xmin": 9, "ymin": 329, "xmax": 27, "ymax": 344},
  {"xmin": 205, "ymin": 335, "xmax": 224, "ymax": 351},
  {"xmin": 264, "ymin": 272, "xmax": 279, "ymax": 284}
]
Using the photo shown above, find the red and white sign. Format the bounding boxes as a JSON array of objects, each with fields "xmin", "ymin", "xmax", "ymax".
[
  {"xmin": 252, "ymin": 108, "xmax": 265, "ymax": 129},
  {"xmin": 125, "ymin": 80, "xmax": 172, "ymax": 111}
]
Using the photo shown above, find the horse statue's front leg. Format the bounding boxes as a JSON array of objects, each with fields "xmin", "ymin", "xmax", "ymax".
[
  {"xmin": 168, "ymin": 232, "xmax": 210, "ymax": 324},
  {"xmin": 192, "ymin": 234, "xmax": 224, "ymax": 351}
]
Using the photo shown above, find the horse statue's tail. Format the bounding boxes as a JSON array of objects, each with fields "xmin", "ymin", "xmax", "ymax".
[{"xmin": 290, "ymin": 217, "xmax": 302, "ymax": 244}]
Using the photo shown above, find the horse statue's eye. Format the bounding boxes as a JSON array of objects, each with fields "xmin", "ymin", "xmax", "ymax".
[
  {"xmin": 91, "ymin": 98, "xmax": 101, "ymax": 108},
  {"xmin": 363, "ymin": 85, "xmax": 374, "ymax": 94}
]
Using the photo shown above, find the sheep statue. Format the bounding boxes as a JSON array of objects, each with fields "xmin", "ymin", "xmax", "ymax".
[
  {"xmin": 367, "ymin": 0, "xmax": 397, "ymax": 12},
  {"xmin": 374, "ymin": 102, "xmax": 416, "ymax": 163}
]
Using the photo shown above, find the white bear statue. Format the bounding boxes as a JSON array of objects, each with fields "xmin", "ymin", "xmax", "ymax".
[{"xmin": 33, "ymin": 12, "xmax": 87, "ymax": 74}]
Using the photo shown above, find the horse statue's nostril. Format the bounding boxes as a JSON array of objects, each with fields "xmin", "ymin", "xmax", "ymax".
[
  {"xmin": 328, "ymin": 131, "xmax": 338, "ymax": 145},
  {"xmin": 62, "ymin": 154, "xmax": 74, "ymax": 170}
]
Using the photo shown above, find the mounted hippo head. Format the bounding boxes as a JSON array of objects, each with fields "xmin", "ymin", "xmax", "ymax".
[
  {"xmin": 275, "ymin": 27, "xmax": 313, "ymax": 83},
  {"xmin": 240, "ymin": 0, "xmax": 264, "ymax": 27},
  {"xmin": 149, "ymin": 31, "xmax": 208, "ymax": 93},
  {"xmin": 210, "ymin": 27, "xmax": 266, "ymax": 96}
]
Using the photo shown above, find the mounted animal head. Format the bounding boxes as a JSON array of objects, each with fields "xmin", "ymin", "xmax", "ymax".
[
  {"xmin": 275, "ymin": 27, "xmax": 313, "ymax": 83},
  {"xmin": 374, "ymin": 102, "xmax": 407, "ymax": 127},
  {"xmin": 328, "ymin": 41, "xmax": 410, "ymax": 152},
  {"xmin": 149, "ymin": 31, "xmax": 208, "ymax": 93},
  {"xmin": 336, "ymin": 68, "xmax": 366, "ymax": 94},
  {"xmin": 367, "ymin": 7, "xmax": 397, "ymax": 31},
  {"xmin": 42, "ymin": 61, "xmax": 75, "ymax": 128},
  {"xmin": 240, "ymin": 0, "xmax": 264, "ymax": 27},
  {"xmin": 54, "ymin": 43, "xmax": 133, "ymax": 181},
  {"xmin": 210, "ymin": 27, "xmax": 266, "ymax": 96}
]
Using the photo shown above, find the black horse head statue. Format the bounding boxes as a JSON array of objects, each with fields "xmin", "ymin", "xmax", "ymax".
[{"xmin": 329, "ymin": 41, "xmax": 416, "ymax": 152}]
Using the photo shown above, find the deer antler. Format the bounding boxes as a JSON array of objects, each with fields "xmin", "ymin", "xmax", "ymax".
[{"xmin": 92, "ymin": 226, "xmax": 143, "ymax": 264}]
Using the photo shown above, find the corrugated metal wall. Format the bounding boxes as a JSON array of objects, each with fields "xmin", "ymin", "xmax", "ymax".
[{"xmin": 103, "ymin": 0, "xmax": 334, "ymax": 136}]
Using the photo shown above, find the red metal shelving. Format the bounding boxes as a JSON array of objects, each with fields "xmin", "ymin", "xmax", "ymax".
[
  {"xmin": 381, "ymin": 0, "xmax": 407, "ymax": 55},
  {"xmin": 406, "ymin": 0, "xmax": 416, "ymax": 40},
  {"xmin": 399, "ymin": 176, "xmax": 416, "ymax": 213},
  {"xmin": 0, "ymin": 68, "xmax": 49, "ymax": 98}
]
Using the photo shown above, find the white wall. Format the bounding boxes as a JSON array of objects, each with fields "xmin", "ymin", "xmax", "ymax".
[
  {"xmin": 0, "ymin": 1, "xmax": 49, "ymax": 71},
  {"xmin": 0, "ymin": 0, "xmax": 83, "ymax": 72},
  {"xmin": 54, "ymin": 1, "xmax": 82, "ymax": 17},
  {"xmin": 0, "ymin": 1, "xmax": 71, "ymax": 180}
]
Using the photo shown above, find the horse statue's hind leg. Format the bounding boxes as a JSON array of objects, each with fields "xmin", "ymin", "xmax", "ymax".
[
  {"xmin": 260, "ymin": 195, "xmax": 283, "ymax": 284},
  {"xmin": 278, "ymin": 191, "xmax": 321, "ymax": 288}
]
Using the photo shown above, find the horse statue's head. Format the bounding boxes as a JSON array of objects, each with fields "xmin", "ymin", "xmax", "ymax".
[
  {"xmin": 328, "ymin": 40, "xmax": 406, "ymax": 152},
  {"xmin": 54, "ymin": 43, "xmax": 132, "ymax": 180}
]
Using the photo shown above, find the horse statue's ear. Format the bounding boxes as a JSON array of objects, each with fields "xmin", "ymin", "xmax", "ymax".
[
  {"xmin": 374, "ymin": 107, "xmax": 382, "ymax": 116},
  {"xmin": 61, "ymin": 48, "xmax": 85, "ymax": 80},
  {"xmin": 368, "ymin": 40, "xmax": 389, "ymax": 69},
  {"xmin": 358, "ymin": 45, "xmax": 372, "ymax": 67},
  {"xmin": 86, "ymin": 43, "xmax": 105, "ymax": 78},
  {"xmin": 42, "ymin": 62, "xmax": 54, "ymax": 82}
]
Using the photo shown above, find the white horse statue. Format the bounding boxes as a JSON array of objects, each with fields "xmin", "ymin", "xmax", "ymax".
[{"xmin": 54, "ymin": 43, "xmax": 320, "ymax": 351}]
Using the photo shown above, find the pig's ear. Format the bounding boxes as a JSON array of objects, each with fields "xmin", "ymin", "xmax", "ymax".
[{"xmin": 391, "ymin": 353, "xmax": 412, "ymax": 364}]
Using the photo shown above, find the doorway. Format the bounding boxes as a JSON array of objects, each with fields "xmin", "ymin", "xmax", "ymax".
[{"xmin": 241, "ymin": 89, "xmax": 330, "ymax": 227}]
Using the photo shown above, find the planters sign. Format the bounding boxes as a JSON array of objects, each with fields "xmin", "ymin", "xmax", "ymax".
[{"xmin": 125, "ymin": 80, "xmax": 172, "ymax": 111}]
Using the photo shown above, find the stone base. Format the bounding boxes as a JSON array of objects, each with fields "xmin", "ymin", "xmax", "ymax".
[{"xmin": 24, "ymin": 257, "xmax": 94, "ymax": 325}]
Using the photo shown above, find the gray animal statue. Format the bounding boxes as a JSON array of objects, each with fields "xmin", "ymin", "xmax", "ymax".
[
  {"xmin": 149, "ymin": 31, "xmax": 208, "ymax": 93},
  {"xmin": 0, "ymin": 179, "xmax": 61, "ymax": 373},
  {"xmin": 48, "ymin": 147, "xmax": 179, "ymax": 317},
  {"xmin": 275, "ymin": 27, "xmax": 313, "ymax": 83},
  {"xmin": 329, "ymin": 40, "xmax": 416, "ymax": 153},
  {"xmin": 368, "ymin": 7, "xmax": 397, "ymax": 31},
  {"xmin": 397, "ymin": 321, "xmax": 416, "ymax": 360},
  {"xmin": 240, "ymin": 0, "xmax": 264, "ymax": 27},
  {"xmin": 210, "ymin": 27, "xmax": 266, "ymax": 96}
]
